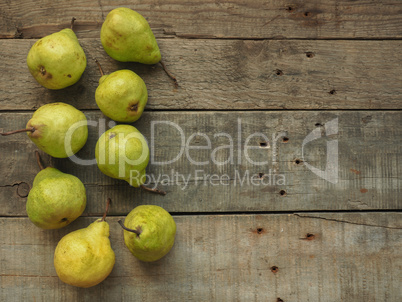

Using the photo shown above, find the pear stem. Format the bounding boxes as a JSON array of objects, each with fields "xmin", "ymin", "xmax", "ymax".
[
  {"xmin": 117, "ymin": 220, "xmax": 141, "ymax": 236},
  {"xmin": 140, "ymin": 184, "xmax": 166, "ymax": 196},
  {"xmin": 70, "ymin": 17, "xmax": 76, "ymax": 30},
  {"xmin": 160, "ymin": 60, "xmax": 178, "ymax": 89},
  {"xmin": 1, "ymin": 127, "xmax": 35, "ymax": 136},
  {"xmin": 94, "ymin": 59, "xmax": 104, "ymax": 77},
  {"xmin": 35, "ymin": 151, "xmax": 45, "ymax": 171},
  {"xmin": 101, "ymin": 198, "xmax": 111, "ymax": 222}
]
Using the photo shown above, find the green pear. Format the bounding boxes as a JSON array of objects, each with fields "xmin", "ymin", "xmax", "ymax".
[
  {"xmin": 95, "ymin": 125, "xmax": 149, "ymax": 187},
  {"xmin": 119, "ymin": 205, "xmax": 176, "ymax": 262},
  {"xmin": 95, "ymin": 62, "xmax": 148, "ymax": 123},
  {"xmin": 100, "ymin": 7, "xmax": 161, "ymax": 64},
  {"xmin": 27, "ymin": 18, "xmax": 87, "ymax": 89},
  {"xmin": 1, "ymin": 102, "xmax": 88, "ymax": 158},
  {"xmin": 26, "ymin": 151, "xmax": 86, "ymax": 229},
  {"xmin": 54, "ymin": 199, "xmax": 115, "ymax": 288}
]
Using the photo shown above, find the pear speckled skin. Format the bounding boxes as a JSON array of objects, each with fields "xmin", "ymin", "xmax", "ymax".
[
  {"xmin": 27, "ymin": 28, "xmax": 87, "ymax": 89},
  {"xmin": 100, "ymin": 7, "xmax": 161, "ymax": 64},
  {"xmin": 27, "ymin": 103, "xmax": 88, "ymax": 158},
  {"xmin": 123, "ymin": 205, "xmax": 176, "ymax": 262},
  {"xmin": 95, "ymin": 70, "xmax": 148, "ymax": 123},
  {"xmin": 95, "ymin": 125, "xmax": 149, "ymax": 187},
  {"xmin": 54, "ymin": 219, "xmax": 115, "ymax": 288},
  {"xmin": 26, "ymin": 167, "xmax": 86, "ymax": 229}
]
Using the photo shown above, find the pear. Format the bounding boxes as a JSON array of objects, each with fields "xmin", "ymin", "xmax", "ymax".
[
  {"xmin": 27, "ymin": 18, "xmax": 87, "ymax": 89},
  {"xmin": 1, "ymin": 102, "xmax": 88, "ymax": 158},
  {"xmin": 26, "ymin": 151, "xmax": 86, "ymax": 229},
  {"xmin": 95, "ymin": 125, "xmax": 165, "ymax": 194},
  {"xmin": 54, "ymin": 199, "xmax": 115, "ymax": 288},
  {"xmin": 118, "ymin": 205, "xmax": 176, "ymax": 262},
  {"xmin": 94, "ymin": 60, "xmax": 148, "ymax": 123},
  {"xmin": 95, "ymin": 125, "xmax": 149, "ymax": 187},
  {"xmin": 100, "ymin": 7, "xmax": 161, "ymax": 64}
]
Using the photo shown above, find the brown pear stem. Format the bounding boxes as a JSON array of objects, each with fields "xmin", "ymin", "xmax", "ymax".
[
  {"xmin": 101, "ymin": 198, "xmax": 111, "ymax": 222},
  {"xmin": 70, "ymin": 17, "xmax": 76, "ymax": 30},
  {"xmin": 160, "ymin": 60, "xmax": 178, "ymax": 89},
  {"xmin": 94, "ymin": 59, "xmax": 104, "ymax": 77},
  {"xmin": 118, "ymin": 220, "xmax": 141, "ymax": 236},
  {"xmin": 140, "ymin": 184, "xmax": 166, "ymax": 196},
  {"xmin": 1, "ymin": 127, "xmax": 35, "ymax": 136},
  {"xmin": 35, "ymin": 151, "xmax": 45, "ymax": 171}
]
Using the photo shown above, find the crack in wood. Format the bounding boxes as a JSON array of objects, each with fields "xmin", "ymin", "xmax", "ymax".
[
  {"xmin": 0, "ymin": 182, "xmax": 24, "ymax": 188},
  {"xmin": 0, "ymin": 182, "xmax": 30, "ymax": 197},
  {"xmin": 97, "ymin": 0, "xmax": 105, "ymax": 21},
  {"xmin": 294, "ymin": 214, "xmax": 402, "ymax": 230},
  {"xmin": 263, "ymin": 15, "xmax": 281, "ymax": 27},
  {"xmin": 0, "ymin": 274, "xmax": 57, "ymax": 278}
]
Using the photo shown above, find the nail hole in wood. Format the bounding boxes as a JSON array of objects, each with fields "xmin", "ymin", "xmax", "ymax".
[
  {"xmin": 306, "ymin": 233, "xmax": 315, "ymax": 240},
  {"xmin": 329, "ymin": 89, "xmax": 336, "ymax": 95},
  {"xmin": 279, "ymin": 190, "xmax": 286, "ymax": 196},
  {"xmin": 259, "ymin": 173, "xmax": 265, "ymax": 179},
  {"xmin": 304, "ymin": 12, "xmax": 311, "ymax": 17},
  {"xmin": 271, "ymin": 266, "xmax": 279, "ymax": 273},
  {"xmin": 286, "ymin": 6, "xmax": 293, "ymax": 12},
  {"xmin": 295, "ymin": 159, "xmax": 302, "ymax": 165},
  {"xmin": 277, "ymin": 298, "xmax": 284, "ymax": 302},
  {"xmin": 259, "ymin": 141, "xmax": 269, "ymax": 148},
  {"xmin": 362, "ymin": 115, "xmax": 372, "ymax": 124},
  {"xmin": 306, "ymin": 52, "xmax": 315, "ymax": 58},
  {"xmin": 257, "ymin": 228, "xmax": 264, "ymax": 234},
  {"xmin": 275, "ymin": 69, "xmax": 283, "ymax": 76},
  {"xmin": 315, "ymin": 123, "xmax": 323, "ymax": 127},
  {"xmin": 282, "ymin": 137, "xmax": 289, "ymax": 143}
]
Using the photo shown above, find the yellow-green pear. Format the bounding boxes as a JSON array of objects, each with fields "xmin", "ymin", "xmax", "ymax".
[
  {"xmin": 95, "ymin": 125, "xmax": 149, "ymax": 187},
  {"xmin": 119, "ymin": 205, "xmax": 176, "ymax": 262},
  {"xmin": 1, "ymin": 102, "xmax": 88, "ymax": 158},
  {"xmin": 27, "ymin": 18, "xmax": 87, "ymax": 89},
  {"xmin": 26, "ymin": 152, "xmax": 86, "ymax": 229},
  {"xmin": 54, "ymin": 199, "xmax": 115, "ymax": 288},
  {"xmin": 95, "ymin": 61, "xmax": 148, "ymax": 123},
  {"xmin": 100, "ymin": 7, "xmax": 161, "ymax": 64}
]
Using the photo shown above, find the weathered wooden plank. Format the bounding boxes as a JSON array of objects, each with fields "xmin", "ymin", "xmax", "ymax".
[
  {"xmin": 0, "ymin": 39, "xmax": 401, "ymax": 111},
  {"xmin": 0, "ymin": 111, "xmax": 400, "ymax": 215},
  {"xmin": 0, "ymin": 213, "xmax": 400, "ymax": 301},
  {"xmin": 1, "ymin": 0, "xmax": 401, "ymax": 39}
]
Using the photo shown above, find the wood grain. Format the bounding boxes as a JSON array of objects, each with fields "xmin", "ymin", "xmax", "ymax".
[
  {"xmin": 1, "ymin": 1, "xmax": 401, "ymax": 300},
  {"xmin": 0, "ymin": 213, "xmax": 400, "ymax": 301},
  {"xmin": 1, "ymin": 0, "xmax": 401, "ymax": 39},
  {"xmin": 1, "ymin": 39, "xmax": 401, "ymax": 111},
  {"xmin": 0, "ymin": 111, "xmax": 400, "ymax": 215}
]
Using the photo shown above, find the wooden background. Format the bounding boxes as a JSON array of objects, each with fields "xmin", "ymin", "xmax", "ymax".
[{"xmin": 0, "ymin": 1, "xmax": 401, "ymax": 301}]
